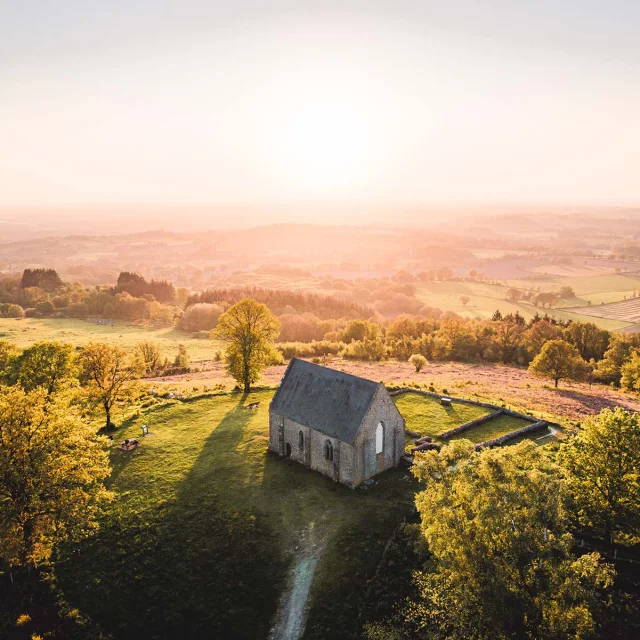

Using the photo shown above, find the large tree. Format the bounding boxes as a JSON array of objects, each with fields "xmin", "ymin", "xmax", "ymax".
[
  {"xmin": 214, "ymin": 298, "xmax": 280, "ymax": 392},
  {"xmin": 13, "ymin": 341, "xmax": 79, "ymax": 396},
  {"xmin": 0, "ymin": 386, "xmax": 112, "ymax": 568},
  {"xmin": 403, "ymin": 441, "xmax": 614, "ymax": 640},
  {"xmin": 560, "ymin": 407, "xmax": 640, "ymax": 541},
  {"xmin": 80, "ymin": 343, "xmax": 144, "ymax": 429},
  {"xmin": 529, "ymin": 338, "xmax": 589, "ymax": 387}
]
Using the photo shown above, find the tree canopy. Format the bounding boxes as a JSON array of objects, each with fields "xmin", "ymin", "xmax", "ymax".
[
  {"xmin": 80, "ymin": 343, "xmax": 144, "ymax": 429},
  {"xmin": 214, "ymin": 299, "xmax": 280, "ymax": 392},
  {"xmin": 561, "ymin": 407, "xmax": 640, "ymax": 540},
  {"xmin": 402, "ymin": 441, "xmax": 614, "ymax": 640},
  {"xmin": 529, "ymin": 338, "xmax": 589, "ymax": 387},
  {"xmin": 0, "ymin": 386, "xmax": 112, "ymax": 568}
]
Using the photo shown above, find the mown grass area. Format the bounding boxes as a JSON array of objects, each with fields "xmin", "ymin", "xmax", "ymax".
[
  {"xmin": 394, "ymin": 392, "xmax": 542, "ymax": 447},
  {"xmin": 450, "ymin": 413, "xmax": 532, "ymax": 444},
  {"xmin": 55, "ymin": 390, "xmax": 417, "ymax": 640},
  {"xmin": 394, "ymin": 392, "xmax": 492, "ymax": 440},
  {"xmin": 0, "ymin": 317, "xmax": 221, "ymax": 363}
]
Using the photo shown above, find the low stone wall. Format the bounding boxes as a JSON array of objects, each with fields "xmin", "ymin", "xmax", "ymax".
[
  {"xmin": 475, "ymin": 421, "xmax": 548, "ymax": 449},
  {"xmin": 439, "ymin": 409, "xmax": 504, "ymax": 440}
]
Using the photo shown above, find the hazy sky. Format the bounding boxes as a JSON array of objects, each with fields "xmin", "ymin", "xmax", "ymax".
[{"xmin": 1, "ymin": 1, "xmax": 639, "ymax": 209}]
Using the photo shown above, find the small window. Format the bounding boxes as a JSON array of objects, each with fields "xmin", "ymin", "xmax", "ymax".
[
  {"xmin": 299, "ymin": 430, "xmax": 304, "ymax": 451},
  {"xmin": 376, "ymin": 422, "xmax": 384, "ymax": 454},
  {"xmin": 325, "ymin": 440, "xmax": 333, "ymax": 462}
]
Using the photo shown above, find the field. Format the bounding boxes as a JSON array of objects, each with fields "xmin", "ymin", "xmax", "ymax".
[
  {"xmin": 417, "ymin": 275, "xmax": 640, "ymax": 330},
  {"xmin": 566, "ymin": 297, "xmax": 640, "ymax": 324},
  {"xmin": 394, "ymin": 393, "xmax": 536, "ymax": 444},
  {"xmin": 55, "ymin": 390, "xmax": 417, "ymax": 640},
  {"xmin": 0, "ymin": 317, "xmax": 221, "ymax": 363}
]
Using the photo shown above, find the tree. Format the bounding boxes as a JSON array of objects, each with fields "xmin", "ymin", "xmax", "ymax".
[
  {"xmin": 595, "ymin": 335, "xmax": 632, "ymax": 385},
  {"xmin": 213, "ymin": 299, "xmax": 280, "ymax": 393},
  {"xmin": 0, "ymin": 340, "xmax": 20, "ymax": 384},
  {"xmin": 494, "ymin": 317, "xmax": 524, "ymax": 364},
  {"xmin": 505, "ymin": 287, "xmax": 522, "ymax": 303},
  {"xmin": 524, "ymin": 318, "xmax": 562, "ymax": 359},
  {"xmin": 620, "ymin": 350, "xmax": 640, "ymax": 391},
  {"xmin": 80, "ymin": 343, "xmax": 144, "ymax": 429},
  {"xmin": 174, "ymin": 343, "xmax": 190, "ymax": 368},
  {"xmin": 564, "ymin": 321, "xmax": 610, "ymax": 362},
  {"xmin": 459, "ymin": 295, "xmax": 470, "ymax": 307},
  {"xmin": 20, "ymin": 268, "xmax": 63, "ymax": 291},
  {"xmin": 406, "ymin": 441, "xmax": 614, "ymax": 640},
  {"xmin": 408, "ymin": 354, "xmax": 427, "ymax": 372},
  {"xmin": 560, "ymin": 408, "xmax": 640, "ymax": 541},
  {"xmin": 13, "ymin": 341, "xmax": 79, "ymax": 396},
  {"xmin": 0, "ymin": 386, "xmax": 112, "ymax": 568},
  {"xmin": 134, "ymin": 340, "xmax": 162, "ymax": 374},
  {"xmin": 529, "ymin": 339, "xmax": 589, "ymax": 387}
]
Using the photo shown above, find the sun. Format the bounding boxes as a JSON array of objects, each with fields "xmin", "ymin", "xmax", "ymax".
[{"xmin": 269, "ymin": 102, "xmax": 372, "ymax": 195}]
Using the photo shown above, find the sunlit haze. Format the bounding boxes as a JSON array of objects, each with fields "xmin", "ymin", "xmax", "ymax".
[{"xmin": 2, "ymin": 1, "xmax": 639, "ymax": 213}]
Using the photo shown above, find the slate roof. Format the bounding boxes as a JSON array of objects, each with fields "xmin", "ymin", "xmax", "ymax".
[{"xmin": 269, "ymin": 358, "xmax": 381, "ymax": 444}]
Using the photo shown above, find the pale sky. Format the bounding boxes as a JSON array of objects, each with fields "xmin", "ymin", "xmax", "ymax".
[{"xmin": 1, "ymin": 1, "xmax": 639, "ymax": 209}]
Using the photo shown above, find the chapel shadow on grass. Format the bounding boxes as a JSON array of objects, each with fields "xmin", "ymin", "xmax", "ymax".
[{"xmin": 56, "ymin": 395, "xmax": 286, "ymax": 640}]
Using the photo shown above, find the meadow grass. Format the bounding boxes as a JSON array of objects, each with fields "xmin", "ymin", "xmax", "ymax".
[
  {"xmin": 0, "ymin": 317, "xmax": 221, "ymax": 363},
  {"xmin": 55, "ymin": 390, "xmax": 417, "ymax": 640}
]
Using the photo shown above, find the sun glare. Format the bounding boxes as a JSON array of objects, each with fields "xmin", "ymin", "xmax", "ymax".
[{"xmin": 269, "ymin": 102, "xmax": 372, "ymax": 195}]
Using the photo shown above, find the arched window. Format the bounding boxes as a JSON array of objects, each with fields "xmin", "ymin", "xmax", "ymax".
[
  {"xmin": 376, "ymin": 422, "xmax": 384, "ymax": 454},
  {"xmin": 299, "ymin": 430, "xmax": 304, "ymax": 451},
  {"xmin": 325, "ymin": 440, "xmax": 333, "ymax": 462}
]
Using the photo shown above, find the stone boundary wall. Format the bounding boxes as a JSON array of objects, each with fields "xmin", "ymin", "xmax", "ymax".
[
  {"xmin": 439, "ymin": 409, "xmax": 504, "ymax": 440},
  {"xmin": 475, "ymin": 420, "xmax": 548, "ymax": 449}
]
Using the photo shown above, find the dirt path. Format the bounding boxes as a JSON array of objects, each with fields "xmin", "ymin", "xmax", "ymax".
[{"xmin": 269, "ymin": 523, "xmax": 323, "ymax": 640}]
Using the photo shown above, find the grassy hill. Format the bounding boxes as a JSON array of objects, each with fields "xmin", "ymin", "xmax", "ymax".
[{"xmin": 55, "ymin": 390, "xmax": 417, "ymax": 640}]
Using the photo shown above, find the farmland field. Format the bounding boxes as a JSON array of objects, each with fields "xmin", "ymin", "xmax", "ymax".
[
  {"xmin": 417, "ymin": 275, "xmax": 640, "ymax": 330},
  {"xmin": 565, "ymin": 297, "xmax": 640, "ymax": 324},
  {"xmin": 55, "ymin": 390, "xmax": 417, "ymax": 640}
]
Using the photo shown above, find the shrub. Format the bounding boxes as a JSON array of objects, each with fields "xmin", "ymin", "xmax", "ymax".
[
  {"xmin": 67, "ymin": 302, "xmax": 89, "ymax": 318},
  {"xmin": 2, "ymin": 303, "xmax": 25, "ymax": 318},
  {"xmin": 408, "ymin": 353, "xmax": 428, "ymax": 372},
  {"xmin": 35, "ymin": 300, "xmax": 55, "ymax": 316},
  {"xmin": 178, "ymin": 303, "xmax": 224, "ymax": 332}
]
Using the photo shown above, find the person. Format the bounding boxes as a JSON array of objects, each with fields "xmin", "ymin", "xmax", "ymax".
[{"xmin": 108, "ymin": 434, "xmax": 113, "ymax": 446}]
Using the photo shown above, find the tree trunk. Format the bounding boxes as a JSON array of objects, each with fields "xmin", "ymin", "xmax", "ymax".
[
  {"xmin": 244, "ymin": 379, "xmax": 250, "ymax": 393},
  {"xmin": 555, "ymin": 377, "xmax": 559, "ymax": 388},
  {"xmin": 104, "ymin": 402, "xmax": 112, "ymax": 429}
]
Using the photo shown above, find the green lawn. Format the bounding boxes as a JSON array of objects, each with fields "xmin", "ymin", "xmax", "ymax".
[
  {"xmin": 394, "ymin": 392, "xmax": 493, "ymax": 440},
  {"xmin": 0, "ymin": 317, "xmax": 221, "ymax": 363},
  {"xmin": 55, "ymin": 390, "xmax": 417, "ymax": 640},
  {"xmin": 394, "ymin": 392, "xmax": 538, "ymax": 446},
  {"xmin": 452, "ymin": 414, "xmax": 532, "ymax": 444}
]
